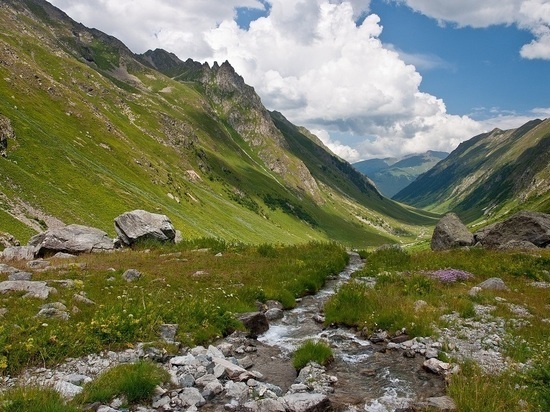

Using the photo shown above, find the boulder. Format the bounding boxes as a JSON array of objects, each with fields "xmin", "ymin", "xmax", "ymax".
[
  {"xmin": 114, "ymin": 210, "xmax": 176, "ymax": 246},
  {"xmin": 2, "ymin": 246, "xmax": 36, "ymax": 261},
  {"xmin": 281, "ymin": 393, "xmax": 331, "ymax": 412},
  {"xmin": 0, "ymin": 232, "xmax": 19, "ymax": 248},
  {"xmin": 28, "ymin": 225, "xmax": 114, "ymax": 257},
  {"xmin": 0, "ymin": 114, "xmax": 15, "ymax": 157},
  {"xmin": 477, "ymin": 211, "xmax": 550, "ymax": 249},
  {"xmin": 431, "ymin": 213, "xmax": 474, "ymax": 251},
  {"xmin": 122, "ymin": 268, "xmax": 141, "ymax": 282},
  {"xmin": 477, "ymin": 277, "xmax": 509, "ymax": 291},
  {"xmin": 498, "ymin": 240, "xmax": 539, "ymax": 250},
  {"xmin": 0, "ymin": 280, "xmax": 56, "ymax": 299},
  {"xmin": 237, "ymin": 312, "xmax": 269, "ymax": 338}
]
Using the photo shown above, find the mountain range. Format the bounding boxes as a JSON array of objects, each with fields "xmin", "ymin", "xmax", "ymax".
[
  {"xmin": 353, "ymin": 151, "xmax": 448, "ymax": 198},
  {"xmin": 394, "ymin": 119, "xmax": 550, "ymax": 224},
  {"xmin": 0, "ymin": 0, "xmax": 438, "ymax": 249}
]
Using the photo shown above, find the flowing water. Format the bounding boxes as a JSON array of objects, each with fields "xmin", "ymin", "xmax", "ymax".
[{"xmin": 258, "ymin": 253, "xmax": 445, "ymax": 411}]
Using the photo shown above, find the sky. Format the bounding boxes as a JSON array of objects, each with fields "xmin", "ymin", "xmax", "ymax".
[{"xmin": 48, "ymin": 0, "xmax": 550, "ymax": 161}]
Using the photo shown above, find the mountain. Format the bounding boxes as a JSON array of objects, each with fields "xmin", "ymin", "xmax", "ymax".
[
  {"xmin": 0, "ymin": 0, "xmax": 438, "ymax": 248},
  {"xmin": 353, "ymin": 151, "xmax": 448, "ymax": 197},
  {"xmin": 393, "ymin": 119, "xmax": 550, "ymax": 223}
]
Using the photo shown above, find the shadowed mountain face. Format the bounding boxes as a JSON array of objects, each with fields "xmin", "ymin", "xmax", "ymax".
[
  {"xmin": 353, "ymin": 151, "xmax": 448, "ymax": 197},
  {"xmin": 0, "ymin": 0, "xmax": 438, "ymax": 247},
  {"xmin": 393, "ymin": 119, "xmax": 550, "ymax": 223}
]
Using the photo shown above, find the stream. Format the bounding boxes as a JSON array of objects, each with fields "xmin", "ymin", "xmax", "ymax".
[{"xmin": 258, "ymin": 252, "xmax": 446, "ymax": 411}]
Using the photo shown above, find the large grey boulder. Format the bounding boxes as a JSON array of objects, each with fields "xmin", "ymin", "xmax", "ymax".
[
  {"xmin": 28, "ymin": 225, "xmax": 114, "ymax": 257},
  {"xmin": 476, "ymin": 211, "xmax": 550, "ymax": 249},
  {"xmin": 2, "ymin": 246, "xmax": 36, "ymax": 261},
  {"xmin": 0, "ymin": 280, "xmax": 56, "ymax": 299},
  {"xmin": 431, "ymin": 213, "xmax": 474, "ymax": 251},
  {"xmin": 114, "ymin": 210, "xmax": 176, "ymax": 246}
]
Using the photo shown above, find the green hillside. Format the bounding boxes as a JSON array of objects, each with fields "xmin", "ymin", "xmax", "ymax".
[
  {"xmin": 0, "ymin": 0, "xmax": 438, "ymax": 248},
  {"xmin": 394, "ymin": 119, "xmax": 550, "ymax": 223}
]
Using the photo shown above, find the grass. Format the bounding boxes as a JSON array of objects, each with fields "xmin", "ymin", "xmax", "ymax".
[
  {"xmin": 75, "ymin": 361, "xmax": 169, "ymax": 405},
  {"xmin": 292, "ymin": 340, "xmax": 334, "ymax": 370},
  {"xmin": 325, "ymin": 246, "xmax": 550, "ymax": 411},
  {"xmin": 0, "ymin": 241, "xmax": 347, "ymax": 376},
  {"xmin": 0, "ymin": 386, "xmax": 80, "ymax": 412}
]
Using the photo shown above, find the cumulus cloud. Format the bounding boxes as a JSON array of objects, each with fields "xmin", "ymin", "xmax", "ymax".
[
  {"xmin": 205, "ymin": 1, "xmax": 484, "ymax": 159},
  {"xmin": 397, "ymin": 0, "xmax": 550, "ymax": 60},
  {"xmin": 48, "ymin": 0, "xmax": 545, "ymax": 161},
  {"xmin": 49, "ymin": 0, "xmax": 265, "ymax": 59}
]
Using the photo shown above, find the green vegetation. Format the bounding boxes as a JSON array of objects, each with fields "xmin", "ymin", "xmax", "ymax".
[
  {"xmin": 0, "ymin": 386, "xmax": 79, "ymax": 412},
  {"xmin": 292, "ymin": 340, "xmax": 334, "ymax": 370},
  {"xmin": 0, "ymin": 241, "xmax": 347, "ymax": 376},
  {"xmin": 75, "ymin": 361, "xmax": 169, "ymax": 405},
  {"xmin": 326, "ymin": 247, "xmax": 550, "ymax": 411},
  {"xmin": 0, "ymin": 0, "xmax": 438, "ymax": 250},
  {"xmin": 394, "ymin": 119, "xmax": 550, "ymax": 223}
]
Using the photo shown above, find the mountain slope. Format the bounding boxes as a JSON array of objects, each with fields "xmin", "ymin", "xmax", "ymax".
[
  {"xmin": 353, "ymin": 151, "xmax": 448, "ymax": 197},
  {"xmin": 393, "ymin": 119, "xmax": 550, "ymax": 223},
  {"xmin": 0, "ymin": 0, "xmax": 438, "ymax": 248}
]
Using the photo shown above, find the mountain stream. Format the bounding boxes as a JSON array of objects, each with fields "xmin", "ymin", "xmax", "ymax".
[{"xmin": 258, "ymin": 252, "xmax": 446, "ymax": 411}]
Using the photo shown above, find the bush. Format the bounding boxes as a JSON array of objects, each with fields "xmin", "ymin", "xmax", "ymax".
[{"xmin": 292, "ymin": 340, "xmax": 333, "ymax": 370}]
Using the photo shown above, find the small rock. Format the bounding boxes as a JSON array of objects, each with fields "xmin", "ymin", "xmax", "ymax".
[
  {"xmin": 265, "ymin": 308, "xmax": 284, "ymax": 321},
  {"xmin": 423, "ymin": 358, "xmax": 453, "ymax": 375},
  {"xmin": 27, "ymin": 259, "xmax": 50, "ymax": 270},
  {"xmin": 238, "ymin": 312, "xmax": 269, "ymax": 338},
  {"xmin": 425, "ymin": 395, "xmax": 457, "ymax": 411},
  {"xmin": 54, "ymin": 381, "xmax": 83, "ymax": 399},
  {"xmin": 477, "ymin": 277, "xmax": 509, "ymax": 291},
  {"xmin": 8, "ymin": 271, "xmax": 32, "ymax": 281},
  {"xmin": 122, "ymin": 268, "xmax": 141, "ymax": 282},
  {"xmin": 73, "ymin": 293, "xmax": 96, "ymax": 305},
  {"xmin": 159, "ymin": 323, "xmax": 178, "ymax": 342}
]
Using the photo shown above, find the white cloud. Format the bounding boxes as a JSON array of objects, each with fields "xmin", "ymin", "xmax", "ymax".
[
  {"xmin": 47, "ymin": 0, "xmax": 544, "ymax": 162},
  {"xmin": 398, "ymin": 0, "xmax": 550, "ymax": 60},
  {"xmin": 49, "ymin": 0, "xmax": 265, "ymax": 59},
  {"xmin": 205, "ymin": 1, "xmax": 484, "ymax": 160}
]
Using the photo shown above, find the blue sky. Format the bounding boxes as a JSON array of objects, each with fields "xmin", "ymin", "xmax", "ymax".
[
  {"xmin": 49, "ymin": 0, "xmax": 550, "ymax": 160},
  {"xmin": 369, "ymin": 1, "xmax": 549, "ymax": 120}
]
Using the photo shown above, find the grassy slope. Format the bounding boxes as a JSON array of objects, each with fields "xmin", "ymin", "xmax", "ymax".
[
  {"xmin": 0, "ymin": 0, "xmax": 437, "ymax": 248},
  {"xmin": 394, "ymin": 119, "xmax": 550, "ymax": 223}
]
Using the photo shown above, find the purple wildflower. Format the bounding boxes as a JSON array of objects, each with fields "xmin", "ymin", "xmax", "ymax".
[{"xmin": 428, "ymin": 268, "xmax": 474, "ymax": 283}]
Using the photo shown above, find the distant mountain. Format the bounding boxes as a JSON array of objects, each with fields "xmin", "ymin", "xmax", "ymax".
[
  {"xmin": 393, "ymin": 119, "xmax": 550, "ymax": 223},
  {"xmin": 0, "ymin": 0, "xmax": 438, "ymax": 248},
  {"xmin": 353, "ymin": 151, "xmax": 448, "ymax": 197}
]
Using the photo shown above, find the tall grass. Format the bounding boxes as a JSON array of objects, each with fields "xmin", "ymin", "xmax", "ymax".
[
  {"xmin": 75, "ymin": 361, "xmax": 169, "ymax": 405},
  {"xmin": 0, "ymin": 387, "xmax": 80, "ymax": 412},
  {"xmin": 292, "ymin": 340, "xmax": 334, "ymax": 370}
]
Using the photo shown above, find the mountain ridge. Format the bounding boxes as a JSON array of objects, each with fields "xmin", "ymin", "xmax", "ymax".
[
  {"xmin": 393, "ymin": 118, "xmax": 550, "ymax": 223},
  {"xmin": 0, "ymin": 0, "xmax": 437, "ymax": 248},
  {"xmin": 353, "ymin": 151, "xmax": 448, "ymax": 197}
]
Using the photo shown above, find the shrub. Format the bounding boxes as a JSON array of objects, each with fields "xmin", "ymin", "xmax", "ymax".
[{"xmin": 292, "ymin": 340, "xmax": 333, "ymax": 370}]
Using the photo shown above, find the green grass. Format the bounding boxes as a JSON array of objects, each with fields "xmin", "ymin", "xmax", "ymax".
[
  {"xmin": 292, "ymin": 340, "xmax": 334, "ymax": 370},
  {"xmin": 75, "ymin": 360, "xmax": 169, "ymax": 405},
  {"xmin": 0, "ymin": 386, "xmax": 79, "ymax": 412},
  {"xmin": 0, "ymin": 241, "xmax": 347, "ymax": 376}
]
